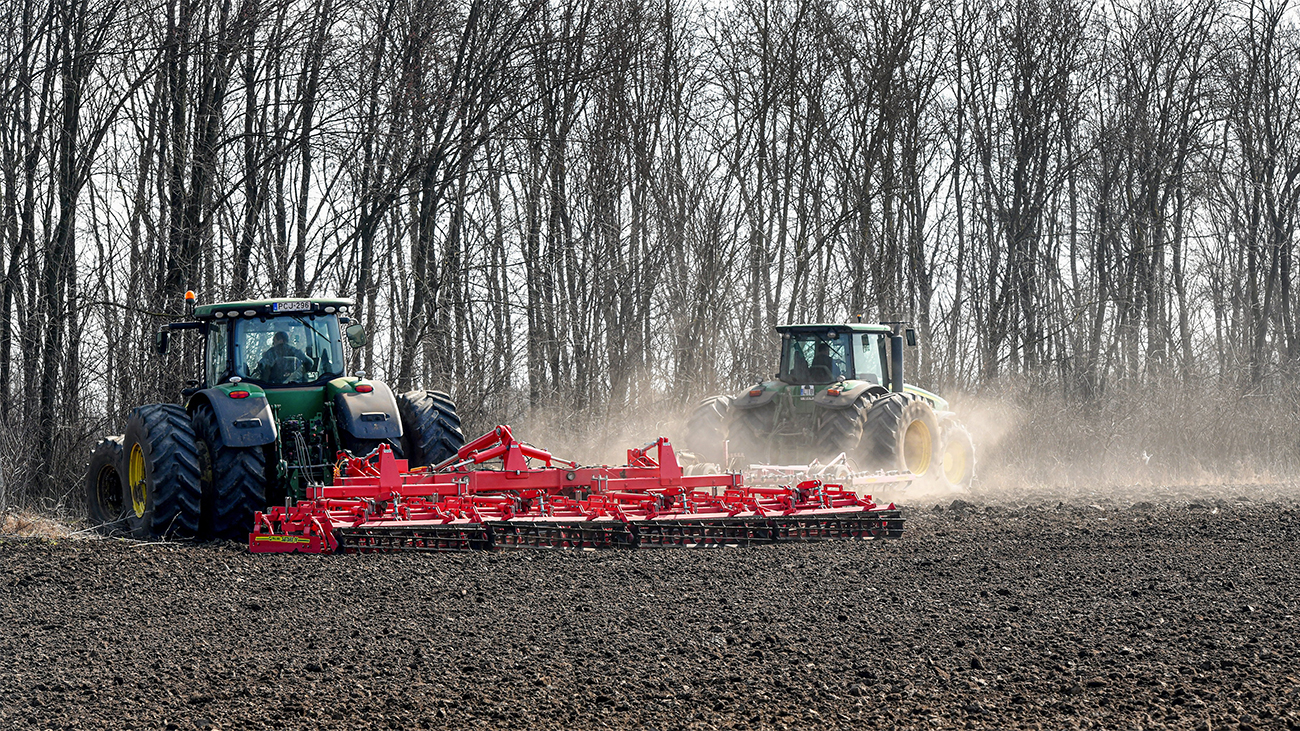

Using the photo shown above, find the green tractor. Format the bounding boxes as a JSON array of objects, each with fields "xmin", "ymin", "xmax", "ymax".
[
  {"xmin": 84, "ymin": 296, "xmax": 463, "ymax": 539},
  {"xmin": 683, "ymin": 322, "xmax": 975, "ymax": 489}
]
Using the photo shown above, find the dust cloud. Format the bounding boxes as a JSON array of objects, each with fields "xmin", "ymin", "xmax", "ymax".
[
  {"xmin": 506, "ymin": 401, "xmax": 691, "ymax": 468},
  {"xmin": 939, "ymin": 386, "xmax": 1300, "ymax": 507},
  {"xmin": 501, "ymin": 384, "xmax": 1300, "ymax": 508}
]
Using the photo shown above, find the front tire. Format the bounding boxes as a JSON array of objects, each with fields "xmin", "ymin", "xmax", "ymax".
[
  {"xmin": 397, "ymin": 390, "xmax": 464, "ymax": 468},
  {"xmin": 122, "ymin": 404, "xmax": 202, "ymax": 539},
  {"xmin": 861, "ymin": 394, "xmax": 941, "ymax": 478},
  {"xmin": 85, "ymin": 436, "xmax": 130, "ymax": 535},
  {"xmin": 938, "ymin": 424, "xmax": 976, "ymax": 490},
  {"xmin": 192, "ymin": 402, "xmax": 268, "ymax": 540}
]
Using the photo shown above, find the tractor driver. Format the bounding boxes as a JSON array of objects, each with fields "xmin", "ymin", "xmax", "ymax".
[
  {"xmin": 257, "ymin": 330, "xmax": 311, "ymax": 383},
  {"xmin": 811, "ymin": 341, "xmax": 843, "ymax": 381}
]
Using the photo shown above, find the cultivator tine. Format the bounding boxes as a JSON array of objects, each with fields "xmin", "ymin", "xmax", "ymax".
[
  {"xmin": 249, "ymin": 425, "xmax": 909, "ymax": 554},
  {"xmin": 769, "ymin": 510, "xmax": 905, "ymax": 541},
  {"xmin": 337, "ymin": 524, "xmax": 492, "ymax": 553},
  {"xmin": 487, "ymin": 520, "xmax": 634, "ymax": 549},
  {"xmin": 631, "ymin": 518, "xmax": 774, "ymax": 548}
]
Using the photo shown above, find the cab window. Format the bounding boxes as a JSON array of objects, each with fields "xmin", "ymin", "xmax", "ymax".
[
  {"xmin": 853, "ymin": 333, "xmax": 884, "ymax": 384},
  {"xmin": 206, "ymin": 322, "xmax": 229, "ymax": 386},
  {"xmin": 782, "ymin": 332, "xmax": 851, "ymax": 385},
  {"xmin": 231, "ymin": 316, "xmax": 344, "ymax": 385}
]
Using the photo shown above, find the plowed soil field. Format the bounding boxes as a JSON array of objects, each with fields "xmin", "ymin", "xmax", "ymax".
[{"xmin": 3, "ymin": 487, "xmax": 1299, "ymax": 730}]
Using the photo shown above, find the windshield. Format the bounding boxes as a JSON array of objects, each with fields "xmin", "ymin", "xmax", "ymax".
[
  {"xmin": 231, "ymin": 315, "xmax": 344, "ymax": 385},
  {"xmin": 782, "ymin": 332, "xmax": 852, "ymax": 385}
]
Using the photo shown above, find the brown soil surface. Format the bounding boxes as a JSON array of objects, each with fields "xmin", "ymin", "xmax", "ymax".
[{"xmin": 2, "ymin": 491, "xmax": 1298, "ymax": 730}]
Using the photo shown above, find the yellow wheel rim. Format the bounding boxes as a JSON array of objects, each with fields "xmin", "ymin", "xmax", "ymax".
[
  {"xmin": 943, "ymin": 440, "xmax": 968, "ymax": 484},
  {"xmin": 128, "ymin": 443, "xmax": 147, "ymax": 518},
  {"xmin": 902, "ymin": 420, "xmax": 932, "ymax": 475}
]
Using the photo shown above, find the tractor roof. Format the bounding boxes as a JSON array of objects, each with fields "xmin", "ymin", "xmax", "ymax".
[
  {"xmin": 776, "ymin": 322, "xmax": 893, "ymax": 335},
  {"xmin": 192, "ymin": 297, "xmax": 354, "ymax": 320}
]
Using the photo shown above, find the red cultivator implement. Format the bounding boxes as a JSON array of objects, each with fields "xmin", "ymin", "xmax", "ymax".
[{"xmin": 249, "ymin": 426, "xmax": 904, "ymax": 554}]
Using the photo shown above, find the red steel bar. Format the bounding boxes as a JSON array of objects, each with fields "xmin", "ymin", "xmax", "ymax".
[{"xmin": 249, "ymin": 425, "xmax": 902, "ymax": 554}]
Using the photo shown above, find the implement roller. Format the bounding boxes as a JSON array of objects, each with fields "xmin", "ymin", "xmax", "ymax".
[{"xmin": 249, "ymin": 425, "xmax": 906, "ymax": 554}]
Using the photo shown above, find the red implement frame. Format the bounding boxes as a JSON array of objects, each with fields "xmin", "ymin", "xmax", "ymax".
[{"xmin": 249, "ymin": 425, "xmax": 903, "ymax": 554}]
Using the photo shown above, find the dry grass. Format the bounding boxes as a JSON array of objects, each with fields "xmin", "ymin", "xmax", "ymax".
[{"xmin": 1, "ymin": 511, "xmax": 77, "ymax": 539}]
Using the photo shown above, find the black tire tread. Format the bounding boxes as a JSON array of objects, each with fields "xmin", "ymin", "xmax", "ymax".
[
  {"xmin": 862, "ymin": 394, "xmax": 907, "ymax": 467},
  {"xmin": 192, "ymin": 402, "xmax": 268, "ymax": 540},
  {"xmin": 814, "ymin": 397, "xmax": 868, "ymax": 464},
  {"xmin": 726, "ymin": 404, "xmax": 773, "ymax": 466},
  {"xmin": 397, "ymin": 390, "xmax": 464, "ymax": 467},
  {"xmin": 124, "ymin": 404, "xmax": 202, "ymax": 538},
  {"xmin": 84, "ymin": 436, "xmax": 128, "ymax": 535},
  {"xmin": 683, "ymin": 395, "xmax": 731, "ymax": 464}
]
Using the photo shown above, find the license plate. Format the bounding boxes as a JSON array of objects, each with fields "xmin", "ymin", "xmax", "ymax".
[{"xmin": 272, "ymin": 301, "xmax": 312, "ymax": 313}]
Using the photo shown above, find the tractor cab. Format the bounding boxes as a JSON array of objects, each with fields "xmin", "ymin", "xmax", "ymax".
[
  {"xmin": 180, "ymin": 298, "xmax": 362, "ymax": 389},
  {"xmin": 777, "ymin": 325, "xmax": 890, "ymax": 386},
  {"xmin": 155, "ymin": 296, "xmax": 392, "ymax": 506}
]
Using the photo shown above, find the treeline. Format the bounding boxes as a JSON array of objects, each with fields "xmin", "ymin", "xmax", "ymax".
[{"xmin": 3, "ymin": 0, "xmax": 1299, "ymax": 505}]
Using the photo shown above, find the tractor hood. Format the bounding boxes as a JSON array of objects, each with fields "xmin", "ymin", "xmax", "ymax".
[{"xmin": 903, "ymin": 384, "xmax": 949, "ymax": 412}]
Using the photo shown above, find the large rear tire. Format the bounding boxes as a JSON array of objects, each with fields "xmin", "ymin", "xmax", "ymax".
[
  {"xmin": 191, "ymin": 402, "xmax": 268, "ymax": 540},
  {"xmin": 682, "ymin": 395, "xmax": 732, "ymax": 464},
  {"xmin": 397, "ymin": 390, "xmax": 464, "ymax": 468},
  {"xmin": 726, "ymin": 404, "xmax": 774, "ymax": 467},
  {"xmin": 938, "ymin": 423, "xmax": 976, "ymax": 490},
  {"xmin": 861, "ymin": 394, "xmax": 941, "ymax": 478},
  {"xmin": 122, "ymin": 404, "xmax": 202, "ymax": 539},
  {"xmin": 814, "ymin": 398, "xmax": 868, "ymax": 466},
  {"xmin": 85, "ymin": 436, "xmax": 130, "ymax": 535}
]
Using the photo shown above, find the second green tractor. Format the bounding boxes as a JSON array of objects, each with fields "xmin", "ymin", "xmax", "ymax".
[{"xmin": 683, "ymin": 322, "xmax": 975, "ymax": 489}]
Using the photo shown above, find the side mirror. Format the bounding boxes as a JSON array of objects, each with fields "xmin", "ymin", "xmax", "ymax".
[
  {"xmin": 346, "ymin": 322, "xmax": 367, "ymax": 348},
  {"xmin": 155, "ymin": 329, "xmax": 170, "ymax": 355},
  {"xmin": 905, "ymin": 328, "xmax": 917, "ymax": 347}
]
